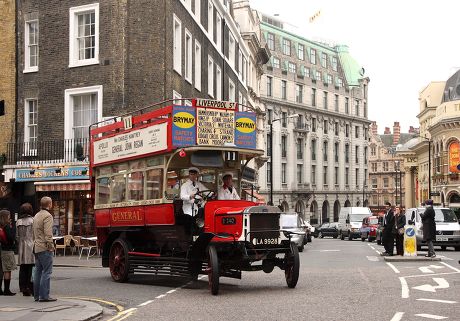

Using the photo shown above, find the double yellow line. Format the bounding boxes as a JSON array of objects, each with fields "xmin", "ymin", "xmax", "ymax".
[{"xmin": 59, "ymin": 296, "xmax": 136, "ymax": 321}]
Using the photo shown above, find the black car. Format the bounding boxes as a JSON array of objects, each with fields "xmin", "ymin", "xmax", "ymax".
[{"xmin": 317, "ymin": 223, "xmax": 339, "ymax": 238}]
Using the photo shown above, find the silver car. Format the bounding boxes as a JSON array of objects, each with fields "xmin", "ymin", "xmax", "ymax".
[{"xmin": 280, "ymin": 213, "xmax": 306, "ymax": 252}]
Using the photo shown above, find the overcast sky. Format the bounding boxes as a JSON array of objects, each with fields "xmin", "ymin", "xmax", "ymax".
[{"xmin": 249, "ymin": 0, "xmax": 460, "ymax": 134}]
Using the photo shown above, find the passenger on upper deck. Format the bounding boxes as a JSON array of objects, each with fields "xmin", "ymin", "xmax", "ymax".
[
  {"xmin": 180, "ymin": 167, "xmax": 207, "ymax": 216},
  {"xmin": 218, "ymin": 172, "xmax": 240, "ymax": 200}
]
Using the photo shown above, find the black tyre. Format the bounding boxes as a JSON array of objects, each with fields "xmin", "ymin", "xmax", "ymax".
[
  {"xmin": 285, "ymin": 243, "xmax": 300, "ymax": 288},
  {"xmin": 207, "ymin": 245, "xmax": 220, "ymax": 295},
  {"xmin": 109, "ymin": 238, "xmax": 130, "ymax": 283},
  {"xmin": 333, "ymin": 235, "xmax": 338, "ymax": 239}
]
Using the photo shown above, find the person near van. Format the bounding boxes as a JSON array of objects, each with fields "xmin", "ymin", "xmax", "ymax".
[
  {"xmin": 382, "ymin": 202, "xmax": 395, "ymax": 256},
  {"xmin": 421, "ymin": 199, "xmax": 436, "ymax": 258},
  {"xmin": 393, "ymin": 206, "xmax": 406, "ymax": 256},
  {"xmin": 16, "ymin": 203, "xmax": 35, "ymax": 296}
]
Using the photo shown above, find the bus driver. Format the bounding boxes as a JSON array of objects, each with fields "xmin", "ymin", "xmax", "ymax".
[{"xmin": 180, "ymin": 167, "xmax": 207, "ymax": 216}]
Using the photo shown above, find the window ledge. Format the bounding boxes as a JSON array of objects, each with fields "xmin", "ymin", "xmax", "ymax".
[
  {"xmin": 69, "ymin": 59, "xmax": 100, "ymax": 68},
  {"xmin": 23, "ymin": 67, "xmax": 38, "ymax": 73}
]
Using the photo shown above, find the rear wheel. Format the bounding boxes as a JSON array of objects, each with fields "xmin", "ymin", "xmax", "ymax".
[
  {"xmin": 207, "ymin": 245, "xmax": 220, "ymax": 295},
  {"xmin": 109, "ymin": 238, "xmax": 130, "ymax": 283},
  {"xmin": 285, "ymin": 243, "xmax": 300, "ymax": 288}
]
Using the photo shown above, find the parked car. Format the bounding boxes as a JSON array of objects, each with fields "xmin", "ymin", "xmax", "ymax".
[
  {"xmin": 318, "ymin": 223, "xmax": 339, "ymax": 238},
  {"xmin": 280, "ymin": 213, "xmax": 307, "ymax": 252},
  {"xmin": 312, "ymin": 223, "xmax": 327, "ymax": 238},
  {"xmin": 360, "ymin": 216, "xmax": 380, "ymax": 242}
]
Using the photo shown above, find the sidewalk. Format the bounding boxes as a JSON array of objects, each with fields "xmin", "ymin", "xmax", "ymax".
[
  {"xmin": 0, "ymin": 296, "xmax": 103, "ymax": 321},
  {"xmin": 0, "ymin": 255, "xmax": 105, "ymax": 321}
]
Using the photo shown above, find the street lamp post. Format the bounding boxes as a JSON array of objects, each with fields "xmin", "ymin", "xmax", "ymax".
[{"xmin": 269, "ymin": 113, "xmax": 299, "ymax": 206}]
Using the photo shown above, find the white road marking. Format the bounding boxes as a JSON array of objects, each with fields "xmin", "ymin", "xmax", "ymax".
[
  {"xmin": 419, "ymin": 265, "xmax": 444, "ymax": 273},
  {"xmin": 312, "ymin": 249, "xmax": 341, "ymax": 252},
  {"xmin": 370, "ymin": 246, "xmax": 376, "ymax": 250},
  {"xmin": 166, "ymin": 289, "xmax": 176, "ymax": 294},
  {"xmin": 440, "ymin": 261, "xmax": 460, "ymax": 273},
  {"xmin": 412, "ymin": 278, "xmax": 449, "ymax": 293},
  {"xmin": 390, "ymin": 312, "xmax": 404, "ymax": 321},
  {"xmin": 405, "ymin": 271, "xmax": 460, "ymax": 278},
  {"xmin": 366, "ymin": 256, "xmax": 379, "ymax": 261},
  {"xmin": 375, "ymin": 250, "xmax": 381, "ymax": 255},
  {"xmin": 137, "ymin": 300, "xmax": 154, "ymax": 307},
  {"xmin": 387, "ymin": 262, "xmax": 400, "ymax": 274},
  {"xmin": 155, "ymin": 294, "xmax": 166, "ymax": 299},
  {"xmin": 417, "ymin": 298, "xmax": 457, "ymax": 304},
  {"xmin": 399, "ymin": 277, "xmax": 409, "ymax": 298},
  {"xmin": 414, "ymin": 313, "xmax": 448, "ymax": 319},
  {"xmin": 436, "ymin": 255, "xmax": 453, "ymax": 261}
]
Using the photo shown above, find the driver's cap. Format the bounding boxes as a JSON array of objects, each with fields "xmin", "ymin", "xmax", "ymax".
[
  {"xmin": 188, "ymin": 167, "xmax": 200, "ymax": 174},
  {"xmin": 222, "ymin": 172, "xmax": 233, "ymax": 179}
]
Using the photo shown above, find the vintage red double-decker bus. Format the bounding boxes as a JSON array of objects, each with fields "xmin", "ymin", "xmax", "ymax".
[{"xmin": 89, "ymin": 98, "xmax": 300, "ymax": 295}]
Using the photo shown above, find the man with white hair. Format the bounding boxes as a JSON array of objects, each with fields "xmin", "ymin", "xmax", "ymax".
[{"xmin": 218, "ymin": 172, "xmax": 240, "ymax": 200}]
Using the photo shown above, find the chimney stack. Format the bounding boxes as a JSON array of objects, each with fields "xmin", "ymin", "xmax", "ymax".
[
  {"xmin": 393, "ymin": 121, "xmax": 401, "ymax": 145},
  {"xmin": 384, "ymin": 127, "xmax": 391, "ymax": 134},
  {"xmin": 371, "ymin": 121, "xmax": 378, "ymax": 135}
]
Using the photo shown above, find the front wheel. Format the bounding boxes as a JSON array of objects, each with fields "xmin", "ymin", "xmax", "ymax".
[
  {"xmin": 207, "ymin": 245, "xmax": 220, "ymax": 295},
  {"xmin": 285, "ymin": 243, "xmax": 300, "ymax": 288},
  {"xmin": 109, "ymin": 238, "xmax": 130, "ymax": 283}
]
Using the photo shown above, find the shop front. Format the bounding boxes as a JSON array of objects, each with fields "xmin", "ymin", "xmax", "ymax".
[{"xmin": 14, "ymin": 166, "xmax": 94, "ymax": 237}]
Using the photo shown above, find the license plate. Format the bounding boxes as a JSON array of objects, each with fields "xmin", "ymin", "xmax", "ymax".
[
  {"xmin": 252, "ymin": 238, "xmax": 279, "ymax": 245},
  {"xmin": 436, "ymin": 236, "xmax": 448, "ymax": 242}
]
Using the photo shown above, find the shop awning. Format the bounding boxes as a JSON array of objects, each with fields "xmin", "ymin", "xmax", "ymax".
[
  {"xmin": 34, "ymin": 180, "xmax": 91, "ymax": 192},
  {"xmin": 243, "ymin": 189, "xmax": 266, "ymax": 204}
]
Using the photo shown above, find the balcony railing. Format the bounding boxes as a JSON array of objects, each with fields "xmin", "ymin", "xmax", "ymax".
[{"xmin": 6, "ymin": 138, "xmax": 90, "ymax": 165}]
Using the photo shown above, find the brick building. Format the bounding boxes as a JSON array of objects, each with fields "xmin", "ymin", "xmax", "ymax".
[
  {"xmin": 4, "ymin": 0, "xmax": 262, "ymax": 236},
  {"xmin": 0, "ymin": 0, "xmax": 16, "ymax": 203}
]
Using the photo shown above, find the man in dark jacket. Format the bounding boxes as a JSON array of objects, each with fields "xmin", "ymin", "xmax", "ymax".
[
  {"xmin": 382, "ymin": 202, "xmax": 395, "ymax": 256},
  {"xmin": 421, "ymin": 199, "xmax": 436, "ymax": 258}
]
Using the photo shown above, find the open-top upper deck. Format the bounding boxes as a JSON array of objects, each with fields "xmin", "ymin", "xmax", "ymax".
[{"xmin": 90, "ymin": 98, "xmax": 263, "ymax": 168}]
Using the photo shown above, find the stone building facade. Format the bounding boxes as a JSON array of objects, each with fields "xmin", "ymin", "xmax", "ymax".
[
  {"xmin": 407, "ymin": 72, "xmax": 460, "ymax": 218},
  {"xmin": 368, "ymin": 121, "xmax": 419, "ymax": 213},
  {"xmin": 4, "ymin": 0, "xmax": 262, "ymax": 236},
  {"xmin": 257, "ymin": 14, "xmax": 371, "ymax": 224}
]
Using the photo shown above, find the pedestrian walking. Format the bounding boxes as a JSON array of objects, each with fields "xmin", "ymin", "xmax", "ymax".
[
  {"xmin": 421, "ymin": 199, "xmax": 436, "ymax": 258},
  {"xmin": 0, "ymin": 209, "xmax": 17, "ymax": 295},
  {"xmin": 16, "ymin": 203, "xmax": 35, "ymax": 296},
  {"xmin": 393, "ymin": 206, "xmax": 406, "ymax": 256},
  {"xmin": 381, "ymin": 202, "xmax": 395, "ymax": 256},
  {"xmin": 33, "ymin": 196, "xmax": 57, "ymax": 302}
]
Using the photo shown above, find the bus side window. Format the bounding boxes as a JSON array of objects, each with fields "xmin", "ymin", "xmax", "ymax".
[
  {"xmin": 111, "ymin": 174, "xmax": 127, "ymax": 203},
  {"xmin": 146, "ymin": 168, "xmax": 164, "ymax": 200}
]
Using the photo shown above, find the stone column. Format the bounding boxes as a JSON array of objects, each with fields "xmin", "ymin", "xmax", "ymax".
[{"xmin": 404, "ymin": 166, "xmax": 413, "ymax": 209}]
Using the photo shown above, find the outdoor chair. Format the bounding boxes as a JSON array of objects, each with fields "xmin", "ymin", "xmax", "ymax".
[
  {"xmin": 70, "ymin": 236, "xmax": 82, "ymax": 255},
  {"xmin": 79, "ymin": 238, "xmax": 98, "ymax": 260},
  {"xmin": 54, "ymin": 235, "xmax": 72, "ymax": 256}
]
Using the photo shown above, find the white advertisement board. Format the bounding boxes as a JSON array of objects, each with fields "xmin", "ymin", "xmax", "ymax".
[{"xmin": 93, "ymin": 122, "xmax": 168, "ymax": 165}]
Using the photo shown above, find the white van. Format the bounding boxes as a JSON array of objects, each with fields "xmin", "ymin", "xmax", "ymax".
[
  {"xmin": 405, "ymin": 207, "xmax": 460, "ymax": 251},
  {"xmin": 338, "ymin": 207, "xmax": 372, "ymax": 240}
]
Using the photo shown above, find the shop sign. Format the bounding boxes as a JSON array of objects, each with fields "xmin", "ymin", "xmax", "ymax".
[
  {"xmin": 16, "ymin": 166, "xmax": 89, "ymax": 182},
  {"xmin": 93, "ymin": 122, "xmax": 168, "ymax": 165},
  {"xmin": 449, "ymin": 142, "xmax": 460, "ymax": 173}
]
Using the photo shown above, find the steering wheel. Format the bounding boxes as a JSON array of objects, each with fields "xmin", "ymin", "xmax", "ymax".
[{"xmin": 196, "ymin": 189, "xmax": 216, "ymax": 201}]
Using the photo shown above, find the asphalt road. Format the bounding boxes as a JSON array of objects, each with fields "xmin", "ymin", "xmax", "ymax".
[{"xmin": 31, "ymin": 239, "xmax": 460, "ymax": 320}]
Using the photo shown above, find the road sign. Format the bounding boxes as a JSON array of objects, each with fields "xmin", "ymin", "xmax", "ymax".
[
  {"xmin": 430, "ymin": 191, "xmax": 440, "ymax": 197},
  {"xmin": 404, "ymin": 226, "xmax": 417, "ymax": 256}
]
